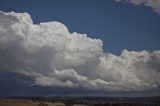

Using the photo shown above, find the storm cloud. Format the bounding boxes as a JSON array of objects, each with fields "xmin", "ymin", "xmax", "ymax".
[{"xmin": 0, "ymin": 11, "xmax": 160, "ymax": 92}]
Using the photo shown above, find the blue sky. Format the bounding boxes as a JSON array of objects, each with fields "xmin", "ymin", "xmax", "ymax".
[
  {"xmin": 0, "ymin": 0, "xmax": 160, "ymax": 54},
  {"xmin": 0, "ymin": 0, "xmax": 160, "ymax": 96}
]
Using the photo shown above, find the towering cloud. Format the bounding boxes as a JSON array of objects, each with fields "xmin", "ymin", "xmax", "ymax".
[
  {"xmin": 0, "ymin": 11, "xmax": 160, "ymax": 92},
  {"xmin": 115, "ymin": 0, "xmax": 160, "ymax": 13}
]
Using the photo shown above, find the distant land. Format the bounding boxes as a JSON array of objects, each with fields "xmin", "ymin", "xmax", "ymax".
[{"xmin": 0, "ymin": 96, "xmax": 160, "ymax": 106}]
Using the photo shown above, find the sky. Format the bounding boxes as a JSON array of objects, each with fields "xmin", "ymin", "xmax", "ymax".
[
  {"xmin": 0, "ymin": 0, "xmax": 160, "ymax": 96},
  {"xmin": 0, "ymin": 0, "xmax": 160, "ymax": 54}
]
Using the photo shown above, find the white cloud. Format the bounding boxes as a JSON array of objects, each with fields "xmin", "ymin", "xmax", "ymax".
[
  {"xmin": 115, "ymin": 0, "xmax": 160, "ymax": 13},
  {"xmin": 0, "ymin": 11, "xmax": 160, "ymax": 91}
]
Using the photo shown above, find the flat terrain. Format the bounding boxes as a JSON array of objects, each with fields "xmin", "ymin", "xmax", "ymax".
[
  {"xmin": 0, "ymin": 98, "xmax": 65, "ymax": 106},
  {"xmin": 0, "ymin": 97, "xmax": 159, "ymax": 106}
]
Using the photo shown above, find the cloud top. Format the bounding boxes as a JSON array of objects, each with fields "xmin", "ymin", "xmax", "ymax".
[{"xmin": 0, "ymin": 11, "xmax": 160, "ymax": 92}]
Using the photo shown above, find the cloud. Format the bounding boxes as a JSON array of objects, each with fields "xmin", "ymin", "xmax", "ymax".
[
  {"xmin": 0, "ymin": 11, "xmax": 160, "ymax": 92},
  {"xmin": 115, "ymin": 0, "xmax": 160, "ymax": 13}
]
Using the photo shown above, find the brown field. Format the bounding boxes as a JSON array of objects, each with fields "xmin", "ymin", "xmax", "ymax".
[
  {"xmin": 0, "ymin": 98, "xmax": 66, "ymax": 106},
  {"xmin": 0, "ymin": 98, "xmax": 88, "ymax": 106}
]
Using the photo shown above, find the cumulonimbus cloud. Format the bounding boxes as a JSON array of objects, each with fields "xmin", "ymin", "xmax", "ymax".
[
  {"xmin": 0, "ymin": 11, "xmax": 160, "ymax": 91},
  {"xmin": 115, "ymin": 0, "xmax": 160, "ymax": 13}
]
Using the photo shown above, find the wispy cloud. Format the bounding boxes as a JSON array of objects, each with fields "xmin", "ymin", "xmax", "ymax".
[
  {"xmin": 0, "ymin": 11, "xmax": 160, "ymax": 91},
  {"xmin": 115, "ymin": 0, "xmax": 160, "ymax": 13}
]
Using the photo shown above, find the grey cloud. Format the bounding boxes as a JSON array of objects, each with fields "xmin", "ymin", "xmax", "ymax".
[
  {"xmin": 115, "ymin": 0, "xmax": 160, "ymax": 13},
  {"xmin": 0, "ymin": 11, "xmax": 160, "ymax": 92}
]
